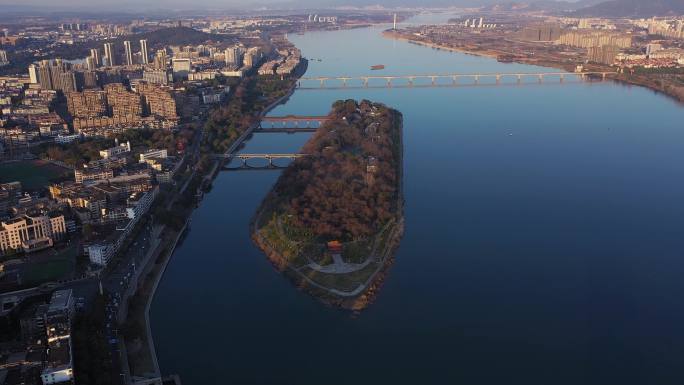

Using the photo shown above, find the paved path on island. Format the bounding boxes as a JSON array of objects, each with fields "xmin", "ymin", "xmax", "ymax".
[{"xmin": 306, "ymin": 253, "xmax": 374, "ymax": 274}]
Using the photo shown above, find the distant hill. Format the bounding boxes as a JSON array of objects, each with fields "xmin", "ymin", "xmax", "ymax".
[
  {"xmin": 0, "ymin": 27, "xmax": 235, "ymax": 76},
  {"xmin": 135, "ymin": 27, "xmax": 233, "ymax": 47},
  {"xmin": 57, "ymin": 27, "xmax": 234, "ymax": 61},
  {"xmin": 482, "ymin": 0, "xmax": 604, "ymax": 13},
  {"xmin": 572, "ymin": 0, "xmax": 684, "ymax": 17}
]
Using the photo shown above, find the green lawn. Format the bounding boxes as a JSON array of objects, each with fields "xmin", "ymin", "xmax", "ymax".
[
  {"xmin": 22, "ymin": 245, "xmax": 77, "ymax": 285},
  {"xmin": 0, "ymin": 161, "xmax": 71, "ymax": 190}
]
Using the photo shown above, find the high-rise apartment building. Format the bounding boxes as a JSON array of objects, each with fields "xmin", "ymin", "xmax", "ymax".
[
  {"xmin": 90, "ymin": 48, "xmax": 100, "ymax": 67},
  {"xmin": 140, "ymin": 39, "xmax": 149, "ymax": 64},
  {"xmin": 154, "ymin": 49, "xmax": 167, "ymax": 69},
  {"xmin": 28, "ymin": 64, "xmax": 38, "ymax": 84},
  {"xmin": 124, "ymin": 40, "xmax": 133, "ymax": 66},
  {"xmin": 31, "ymin": 60, "xmax": 76, "ymax": 92},
  {"xmin": 104, "ymin": 43, "xmax": 115, "ymax": 66},
  {"xmin": 225, "ymin": 46, "xmax": 240, "ymax": 66},
  {"xmin": 558, "ymin": 31, "xmax": 632, "ymax": 49}
]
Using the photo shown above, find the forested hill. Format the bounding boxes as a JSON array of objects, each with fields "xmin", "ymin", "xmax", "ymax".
[
  {"xmin": 272, "ymin": 99, "xmax": 402, "ymax": 241},
  {"xmin": 572, "ymin": 0, "xmax": 684, "ymax": 17}
]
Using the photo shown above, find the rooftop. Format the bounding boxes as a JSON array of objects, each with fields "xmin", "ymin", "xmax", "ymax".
[{"xmin": 47, "ymin": 289, "xmax": 72, "ymax": 314}]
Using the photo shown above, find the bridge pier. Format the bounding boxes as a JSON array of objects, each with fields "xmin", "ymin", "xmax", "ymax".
[
  {"xmin": 452, "ymin": 76, "xmax": 458, "ymax": 85},
  {"xmin": 538, "ymin": 74, "xmax": 544, "ymax": 83},
  {"xmin": 474, "ymin": 75, "xmax": 479, "ymax": 84},
  {"xmin": 319, "ymin": 79, "xmax": 325, "ymax": 88},
  {"xmin": 517, "ymin": 74, "xmax": 522, "ymax": 83},
  {"xmin": 363, "ymin": 77, "xmax": 368, "ymax": 87},
  {"xmin": 559, "ymin": 73, "xmax": 564, "ymax": 83},
  {"xmin": 602, "ymin": 73, "xmax": 607, "ymax": 81},
  {"xmin": 387, "ymin": 78, "xmax": 392, "ymax": 87},
  {"xmin": 496, "ymin": 74, "xmax": 501, "ymax": 84},
  {"xmin": 408, "ymin": 77, "xmax": 415, "ymax": 86},
  {"xmin": 431, "ymin": 76, "xmax": 436, "ymax": 86}
]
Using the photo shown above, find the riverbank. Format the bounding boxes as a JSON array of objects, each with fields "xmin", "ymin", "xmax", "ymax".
[
  {"xmin": 124, "ymin": 61, "xmax": 309, "ymax": 382},
  {"xmin": 250, "ymin": 101, "xmax": 405, "ymax": 311},
  {"xmin": 382, "ymin": 30, "xmax": 684, "ymax": 103}
]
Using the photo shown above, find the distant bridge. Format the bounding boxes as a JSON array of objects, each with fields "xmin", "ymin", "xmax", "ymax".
[
  {"xmin": 212, "ymin": 153, "xmax": 310, "ymax": 168},
  {"xmin": 296, "ymin": 72, "xmax": 616, "ymax": 89}
]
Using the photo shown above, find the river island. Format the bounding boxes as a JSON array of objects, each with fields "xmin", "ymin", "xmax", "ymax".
[{"xmin": 251, "ymin": 99, "xmax": 404, "ymax": 310}]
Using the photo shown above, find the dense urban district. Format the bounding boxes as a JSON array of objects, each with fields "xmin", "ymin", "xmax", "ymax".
[
  {"xmin": 386, "ymin": 15, "xmax": 684, "ymax": 101},
  {"xmin": 0, "ymin": 11, "xmax": 399, "ymax": 385},
  {"xmin": 253, "ymin": 100, "xmax": 404, "ymax": 310},
  {"xmin": 0, "ymin": 2, "xmax": 683, "ymax": 385}
]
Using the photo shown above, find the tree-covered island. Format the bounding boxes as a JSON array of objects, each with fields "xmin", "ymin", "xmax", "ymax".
[{"xmin": 252, "ymin": 100, "xmax": 404, "ymax": 310}]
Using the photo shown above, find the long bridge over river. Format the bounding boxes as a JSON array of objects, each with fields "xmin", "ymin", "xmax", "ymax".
[
  {"xmin": 217, "ymin": 71, "xmax": 617, "ymax": 171},
  {"xmin": 297, "ymin": 71, "xmax": 616, "ymax": 89}
]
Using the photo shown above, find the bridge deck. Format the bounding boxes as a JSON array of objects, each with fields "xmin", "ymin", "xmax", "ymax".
[
  {"xmin": 213, "ymin": 153, "xmax": 309, "ymax": 159},
  {"xmin": 298, "ymin": 71, "xmax": 614, "ymax": 81},
  {"xmin": 261, "ymin": 115, "xmax": 330, "ymax": 122}
]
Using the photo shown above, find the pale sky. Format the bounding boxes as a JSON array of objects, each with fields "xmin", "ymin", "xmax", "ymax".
[
  {"xmin": 0, "ymin": 0, "xmax": 476, "ymax": 11},
  {"xmin": 0, "ymin": 0, "xmax": 307, "ymax": 11}
]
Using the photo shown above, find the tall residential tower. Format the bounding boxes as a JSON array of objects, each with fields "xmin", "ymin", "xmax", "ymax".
[
  {"xmin": 140, "ymin": 39, "xmax": 149, "ymax": 64},
  {"xmin": 124, "ymin": 41, "xmax": 133, "ymax": 66},
  {"xmin": 104, "ymin": 43, "xmax": 115, "ymax": 66}
]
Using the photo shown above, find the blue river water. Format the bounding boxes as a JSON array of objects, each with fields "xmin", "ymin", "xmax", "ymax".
[{"xmin": 151, "ymin": 18, "xmax": 684, "ymax": 385}]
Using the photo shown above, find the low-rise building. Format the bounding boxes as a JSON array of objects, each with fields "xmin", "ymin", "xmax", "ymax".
[
  {"xmin": 0, "ymin": 213, "xmax": 66, "ymax": 255},
  {"xmin": 99, "ymin": 140, "xmax": 131, "ymax": 159},
  {"xmin": 74, "ymin": 168, "xmax": 114, "ymax": 184}
]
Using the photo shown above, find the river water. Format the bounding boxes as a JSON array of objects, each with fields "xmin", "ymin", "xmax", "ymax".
[{"xmin": 151, "ymin": 17, "xmax": 684, "ymax": 385}]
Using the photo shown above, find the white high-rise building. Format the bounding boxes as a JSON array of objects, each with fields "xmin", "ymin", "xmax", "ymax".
[
  {"xmin": 86, "ymin": 56, "xmax": 96, "ymax": 70},
  {"xmin": 140, "ymin": 39, "xmax": 149, "ymax": 64},
  {"xmin": 28, "ymin": 64, "xmax": 38, "ymax": 83},
  {"xmin": 124, "ymin": 41, "xmax": 133, "ymax": 66},
  {"xmin": 104, "ymin": 43, "xmax": 115, "ymax": 66},
  {"xmin": 89, "ymin": 48, "xmax": 100, "ymax": 67}
]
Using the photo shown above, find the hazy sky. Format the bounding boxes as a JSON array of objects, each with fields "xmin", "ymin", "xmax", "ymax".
[
  {"xmin": 0, "ymin": 0, "xmax": 586, "ymax": 12},
  {"xmin": 0, "ymin": 0, "xmax": 487, "ymax": 11}
]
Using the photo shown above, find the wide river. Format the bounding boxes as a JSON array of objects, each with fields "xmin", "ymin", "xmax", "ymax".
[{"xmin": 151, "ymin": 14, "xmax": 684, "ymax": 385}]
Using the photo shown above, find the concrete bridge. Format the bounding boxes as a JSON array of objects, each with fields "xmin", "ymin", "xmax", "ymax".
[
  {"xmin": 254, "ymin": 126, "xmax": 318, "ymax": 133},
  {"xmin": 297, "ymin": 71, "xmax": 616, "ymax": 89},
  {"xmin": 213, "ymin": 153, "xmax": 310, "ymax": 168},
  {"xmin": 259, "ymin": 115, "xmax": 331, "ymax": 128}
]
